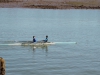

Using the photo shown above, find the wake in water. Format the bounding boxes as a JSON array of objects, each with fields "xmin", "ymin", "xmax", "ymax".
[
  {"xmin": 0, "ymin": 41, "xmax": 32, "ymax": 45},
  {"xmin": 0, "ymin": 41, "xmax": 21, "ymax": 45}
]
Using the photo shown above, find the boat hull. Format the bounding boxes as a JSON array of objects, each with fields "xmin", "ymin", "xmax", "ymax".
[{"xmin": 21, "ymin": 42, "xmax": 55, "ymax": 46}]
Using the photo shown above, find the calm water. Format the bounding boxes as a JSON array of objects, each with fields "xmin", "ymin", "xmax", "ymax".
[{"xmin": 0, "ymin": 8, "xmax": 100, "ymax": 75}]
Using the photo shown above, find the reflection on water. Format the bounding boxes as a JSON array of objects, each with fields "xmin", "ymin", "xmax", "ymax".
[
  {"xmin": 32, "ymin": 45, "xmax": 48, "ymax": 51},
  {"xmin": 31, "ymin": 45, "xmax": 49, "ymax": 57},
  {"xmin": 22, "ymin": 45, "xmax": 49, "ymax": 53}
]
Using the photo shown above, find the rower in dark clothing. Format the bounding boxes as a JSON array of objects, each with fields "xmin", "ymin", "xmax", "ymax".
[
  {"xmin": 33, "ymin": 36, "xmax": 36, "ymax": 43},
  {"xmin": 37, "ymin": 35, "xmax": 48, "ymax": 43},
  {"xmin": 43, "ymin": 35, "xmax": 48, "ymax": 42}
]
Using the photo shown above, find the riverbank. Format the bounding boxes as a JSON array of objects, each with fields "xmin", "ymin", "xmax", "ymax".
[{"xmin": 0, "ymin": 1, "xmax": 100, "ymax": 9}]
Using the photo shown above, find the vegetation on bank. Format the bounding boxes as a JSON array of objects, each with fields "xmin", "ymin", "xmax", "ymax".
[{"xmin": 0, "ymin": 0, "xmax": 100, "ymax": 9}]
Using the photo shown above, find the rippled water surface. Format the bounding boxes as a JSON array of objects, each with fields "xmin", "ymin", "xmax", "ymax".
[{"xmin": 0, "ymin": 8, "xmax": 100, "ymax": 75}]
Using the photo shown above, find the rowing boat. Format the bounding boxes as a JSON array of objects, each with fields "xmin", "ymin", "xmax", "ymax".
[
  {"xmin": 0, "ymin": 41, "xmax": 77, "ymax": 46},
  {"xmin": 21, "ymin": 42, "xmax": 55, "ymax": 46}
]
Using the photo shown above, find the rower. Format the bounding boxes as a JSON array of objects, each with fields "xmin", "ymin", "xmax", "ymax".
[
  {"xmin": 38, "ymin": 35, "xmax": 48, "ymax": 43},
  {"xmin": 44, "ymin": 35, "xmax": 48, "ymax": 42},
  {"xmin": 33, "ymin": 36, "xmax": 36, "ymax": 43}
]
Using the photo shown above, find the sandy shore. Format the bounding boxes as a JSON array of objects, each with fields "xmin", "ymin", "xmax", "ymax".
[{"xmin": 0, "ymin": 1, "xmax": 100, "ymax": 9}]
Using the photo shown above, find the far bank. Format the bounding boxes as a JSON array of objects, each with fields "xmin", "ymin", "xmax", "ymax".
[{"xmin": 0, "ymin": 1, "xmax": 100, "ymax": 9}]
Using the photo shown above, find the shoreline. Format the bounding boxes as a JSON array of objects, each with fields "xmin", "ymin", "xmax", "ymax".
[
  {"xmin": 25, "ymin": 5, "xmax": 100, "ymax": 9},
  {"xmin": 0, "ymin": 1, "xmax": 100, "ymax": 9}
]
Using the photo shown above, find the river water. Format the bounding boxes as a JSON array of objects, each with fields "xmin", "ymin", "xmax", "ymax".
[{"xmin": 0, "ymin": 8, "xmax": 100, "ymax": 75}]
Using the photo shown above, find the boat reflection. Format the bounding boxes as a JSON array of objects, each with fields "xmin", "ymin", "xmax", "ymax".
[
  {"xmin": 21, "ymin": 44, "xmax": 50, "ymax": 54},
  {"xmin": 32, "ymin": 45, "xmax": 48, "ymax": 55},
  {"xmin": 32, "ymin": 45, "xmax": 48, "ymax": 50}
]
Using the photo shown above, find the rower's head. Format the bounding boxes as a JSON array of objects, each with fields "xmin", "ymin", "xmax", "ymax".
[
  {"xmin": 46, "ymin": 35, "xmax": 48, "ymax": 38},
  {"xmin": 33, "ymin": 36, "xmax": 35, "ymax": 38}
]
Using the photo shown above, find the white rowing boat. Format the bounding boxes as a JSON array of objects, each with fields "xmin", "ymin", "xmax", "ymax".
[
  {"xmin": 0, "ymin": 41, "xmax": 77, "ymax": 46},
  {"xmin": 21, "ymin": 42, "xmax": 55, "ymax": 46}
]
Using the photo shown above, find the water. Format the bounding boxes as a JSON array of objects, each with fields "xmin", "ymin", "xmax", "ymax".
[{"xmin": 0, "ymin": 8, "xmax": 100, "ymax": 75}]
